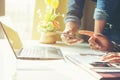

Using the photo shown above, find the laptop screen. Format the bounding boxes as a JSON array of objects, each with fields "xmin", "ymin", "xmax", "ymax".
[{"xmin": 0, "ymin": 22, "xmax": 23, "ymax": 55}]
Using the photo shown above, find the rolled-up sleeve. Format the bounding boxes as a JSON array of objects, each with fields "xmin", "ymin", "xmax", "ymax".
[
  {"xmin": 94, "ymin": 8, "xmax": 108, "ymax": 20},
  {"xmin": 94, "ymin": 0, "xmax": 117, "ymax": 21},
  {"xmin": 64, "ymin": 0, "xmax": 85, "ymax": 26}
]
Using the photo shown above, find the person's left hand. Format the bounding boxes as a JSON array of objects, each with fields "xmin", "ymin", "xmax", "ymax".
[
  {"xmin": 61, "ymin": 30, "xmax": 83, "ymax": 45},
  {"xmin": 61, "ymin": 22, "xmax": 83, "ymax": 45},
  {"xmin": 101, "ymin": 52, "xmax": 120, "ymax": 63}
]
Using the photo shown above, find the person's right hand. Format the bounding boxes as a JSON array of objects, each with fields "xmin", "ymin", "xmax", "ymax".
[
  {"xmin": 61, "ymin": 22, "xmax": 83, "ymax": 45},
  {"xmin": 78, "ymin": 30, "xmax": 113, "ymax": 52},
  {"xmin": 101, "ymin": 52, "xmax": 120, "ymax": 63},
  {"xmin": 88, "ymin": 34, "xmax": 112, "ymax": 52},
  {"xmin": 88, "ymin": 33, "xmax": 113, "ymax": 52}
]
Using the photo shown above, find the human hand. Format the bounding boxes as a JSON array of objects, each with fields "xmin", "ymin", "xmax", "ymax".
[
  {"xmin": 61, "ymin": 22, "xmax": 83, "ymax": 45},
  {"xmin": 101, "ymin": 52, "xmax": 120, "ymax": 63},
  {"xmin": 88, "ymin": 33, "xmax": 113, "ymax": 52},
  {"xmin": 61, "ymin": 29, "xmax": 83, "ymax": 45},
  {"xmin": 78, "ymin": 30, "xmax": 113, "ymax": 52}
]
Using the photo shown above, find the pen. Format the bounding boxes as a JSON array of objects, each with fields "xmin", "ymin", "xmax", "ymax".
[
  {"xmin": 79, "ymin": 53, "xmax": 104, "ymax": 56},
  {"xmin": 56, "ymin": 31, "xmax": 74, "ymax": 37}
]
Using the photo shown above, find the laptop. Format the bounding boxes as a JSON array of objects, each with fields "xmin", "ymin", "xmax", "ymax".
[{"xmin": 0, "ymin": 21, "xmax": 63, "ymax": 60}]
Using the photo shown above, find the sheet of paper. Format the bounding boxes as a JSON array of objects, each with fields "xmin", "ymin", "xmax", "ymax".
[{"xmin": 66, "ymin": 53, "xmax": 120, "ymax": 72}]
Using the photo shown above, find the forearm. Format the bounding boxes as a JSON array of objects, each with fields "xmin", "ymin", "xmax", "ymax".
[
  {"xmin": 64, "ymin": 0, "xmax": 85, "ymax": 26},
  {"xmin": 93, "ymin": 0, "xmax": 112, "ymax": 33},
  {"xmin": 65, "ymin": 22, "xmax": 79, "ymax": 33},
  {"xmin": 94, "ymin": 20, "xmax": 106, "ymax": 33}
]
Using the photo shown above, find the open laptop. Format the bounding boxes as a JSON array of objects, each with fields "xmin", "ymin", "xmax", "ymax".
[{"xmin": 0, "ymin": 21, "xmax": 63, "ymax": 60}]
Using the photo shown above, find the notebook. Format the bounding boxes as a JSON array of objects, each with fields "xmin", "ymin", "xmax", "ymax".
[
  {"xmin": 65, "ymin": 52, "xmax": 120, "ymax": 80},
  {"xmin": 0, "ymin": 21, "xmax": 63, "ymax": 60},
  {"xmin": 66, "ymin": 52, "xmax": 120, "ymax": 73}
]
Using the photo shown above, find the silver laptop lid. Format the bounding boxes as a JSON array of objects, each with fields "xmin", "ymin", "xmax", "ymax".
[{"xmin": 0, "ymin": 21, "xmax": 23, "ymax": 57}]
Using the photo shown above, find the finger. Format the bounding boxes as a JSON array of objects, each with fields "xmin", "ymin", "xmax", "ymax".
[
  {"xmin": 61, "ymin": 35, "xmax": 78, "ymax": 45},
  {"xmin": 64, "ymin": 39, "xmax": 78, "ymax": 45},
  {"xmin": 89, "ymin": 43, "xmax": 99, "ymax": 50},
  {"xmin": 89, "ymin": 42, "xmax": 99, "ymax": 51},
  {"xmin": 61, "ymin": 33, "xmax": 71, "ymax": 40},
  {"xmin": 61, "ymin": 34, "xmax": 82, "ymax": 45},
  {"xmin": 67, "ymin": 38, "xmax": 83, "ymax": 45},
  {"xmin": 89, "ymin": 37, "xmax": 97, "ymax": 45},
  {"xmin": 103, "ymin": 57, "xmax": 120, "ymax": 63},
  {"xmin": 94, "ymin": 33, "xmax": 106, "ymax": 40},
  {"xmin": 89, "ymin": 33, "xmax": 109, "ymax": 50},
  {"xmin": 78, "ymin": 30, "xmax": 94, "ymax": 37},
  {"xmin": 101, "ymin": 53, "xmax": 119, "ymax": 61},
  {"xmin": 89, "ymin": 37, "xmax": 101, "ymax": 49}
]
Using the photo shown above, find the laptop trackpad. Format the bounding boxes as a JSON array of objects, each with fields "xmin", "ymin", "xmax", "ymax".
[{"xmin": 45, "ymin": 47, "xmax": 63, "ymax": 58}]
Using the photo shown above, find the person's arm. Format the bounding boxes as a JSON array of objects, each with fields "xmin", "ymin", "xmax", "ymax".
[
  {"xmin": 94, "ymin": 20, "xmax": 106, "ymax": 33},
  {"xmin": 64, "ymin": 0, "xmax": 85, "ymax": 33},
  {"xmin": 61, "ymin": 0, "xmax": 85, "ymax": 45},
  {"xmin": 88, "ymin": 0, "xmax": 120, "ymax": 50},
  {"xmin": 93, "ymin": 0, "xmax": 116, "ymax": 33},
  {"xmin": 88, "ymin": 33, "xmax": 120, "ymax": 52},
  {"xmin": 64, "ymin": 0, "xmax": 85, "ymax": 27}
]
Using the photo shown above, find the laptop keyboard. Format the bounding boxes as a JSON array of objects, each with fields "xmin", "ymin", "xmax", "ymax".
[{"xmin": 19, "ymin": 46, "xmax": 63, "ymax": 58}]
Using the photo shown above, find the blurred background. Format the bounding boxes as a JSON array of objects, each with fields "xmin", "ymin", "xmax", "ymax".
[{"xmin": 0, "ymin": 0, "xmax": 96, "ymax": 42}]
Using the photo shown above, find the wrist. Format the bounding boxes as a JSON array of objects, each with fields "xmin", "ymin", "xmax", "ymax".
[
  {"xmin": 110, "ymin": 41, "xmax": 120, "ymax": 52},
  {"xmin": 94, "ymin": 20, "xmax": 106, "ymax": 33},
  {"xmin": 65, "ymin": 22, "xmax": 79, "ymax": 33}
]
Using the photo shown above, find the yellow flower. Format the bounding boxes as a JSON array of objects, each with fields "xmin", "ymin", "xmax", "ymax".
[
  {"xmin": 37, "ymin": 0, "xmax": 62, "ymax": 32},
  {"xmin": 44, "ymin": 0, "xmax": 52, "ymax": 6},
  {"xmin": 51, "ymin": 0, "xmax": 59, "ymax": 10}
]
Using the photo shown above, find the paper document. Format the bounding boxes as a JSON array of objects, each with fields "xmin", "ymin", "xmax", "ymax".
[{"xmin": 66, "ymin": 53, "xmax": 120, "ymax": 72}]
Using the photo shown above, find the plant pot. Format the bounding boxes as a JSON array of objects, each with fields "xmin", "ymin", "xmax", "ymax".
[{"xmin": 40, "ymin": 31, "xmax": 57, "ymax": 44}]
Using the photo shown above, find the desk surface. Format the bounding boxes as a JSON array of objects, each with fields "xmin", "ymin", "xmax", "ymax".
[{"xmin": 0, "ymin": 40, "xmax": 100, "ymax": 80}]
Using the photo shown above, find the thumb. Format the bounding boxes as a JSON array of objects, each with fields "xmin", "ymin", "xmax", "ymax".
[{"xmin": 93, "ymin": 33, "xmax": 106, "ymax": 40}]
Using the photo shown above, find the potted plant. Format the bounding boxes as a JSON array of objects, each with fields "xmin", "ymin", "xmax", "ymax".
[{"xmin": 37, "ymin": 0, "xmax": 63, "ymax": 44}]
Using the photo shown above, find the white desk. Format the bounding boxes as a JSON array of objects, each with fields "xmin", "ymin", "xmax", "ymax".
[{"xmin": 0, "ymin": 40, "xmax": 98, "ymax": 80}]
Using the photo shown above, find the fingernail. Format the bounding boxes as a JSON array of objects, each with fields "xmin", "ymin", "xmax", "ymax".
[{"xmin": 96, "ymin": 45, "xmax": 101, "ymax": 49}]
